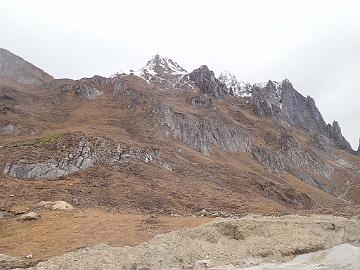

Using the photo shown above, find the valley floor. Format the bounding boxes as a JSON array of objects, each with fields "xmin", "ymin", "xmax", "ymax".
[
  {"xmin": 0, "ymin": 208, "xmax": 211, "ymax": 265},
  {"xmin": 1, "ymin": 209, "xmax": 360, "ymax": 269}
]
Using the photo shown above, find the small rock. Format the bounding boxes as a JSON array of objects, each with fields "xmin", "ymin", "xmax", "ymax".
[
  {"xmin": 20, "ymin": 212, "xmax": 40, "ymax": 221},
  {"xmin": 24, "ymin": 254, "xmax": 32, "ymax": 259}
]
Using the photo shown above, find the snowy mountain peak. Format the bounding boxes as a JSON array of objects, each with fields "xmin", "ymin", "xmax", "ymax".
[
  {"xmin": 218, "ymin": 71, "xmax": 252, "ymax": 97},
  {"xmin": 140, "ymin": 54, "xmax": 187, "ymax": 76}
]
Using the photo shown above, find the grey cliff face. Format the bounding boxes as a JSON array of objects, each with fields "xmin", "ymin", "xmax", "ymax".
[
  {"xmin": 0, "ymin": 48, "xmax": 53, "ymax": 85},
  {"xmin": 252, "ymin": 133, "xmax": 332, "ymax": 192},
  {"xmin": 188, "ymin": 65, "xmax": 228, "ymax": 97},
  {"xmin": 154, "ymin": 103, "xmax": 251, "ymax": 156}
]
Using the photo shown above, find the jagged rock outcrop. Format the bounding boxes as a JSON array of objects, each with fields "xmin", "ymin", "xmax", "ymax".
[
  {"xmin": 50, "ymin": 76, "xmax": 109, "ymax": 100},
  {"xmin": 188, "ymin": 65, "xmax": 227, "ymax": 97},
  {"xmin": 252, "ymin": 133, "xmax": 332, "ymax": 191},
  {"xmin": 357, "ymin": 139, "xmax": 360, "ymax": 155},
  {"xmin": 252, "ymin": 80, "xmax": 283, "ymax": 117},
  {"xmin": 0, "ymin": 48, "xmax": 53, "ymax": 85},
  {"xmin": 154, "ymin": 103, "xmax": 251, "ymax": 156},
  {"xmin": 4, "ymin": 139, "xmax": 98, "ymax": 180},
  {"xmin": 253, "ymin": 80, "xmax": 328, "ymax": 133},
  {"xmin": 4, "ymin": 135, "xmax": 171, "ymax": 180},
  {"xmin": 74, "ymin": 81, "xmax": 103, "ymax": 99},
  {"xmin": 327, "ymin": 121, "xmax": 353, "ymax": 152},
  {"xmin": 252, "ymin": 79, "xmax": 353, "ymax": 153}
]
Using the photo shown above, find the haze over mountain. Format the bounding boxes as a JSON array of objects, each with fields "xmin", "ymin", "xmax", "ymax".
[{"xmin": 1, "ymin": 0, "xmax": 359, "ymax": 148}]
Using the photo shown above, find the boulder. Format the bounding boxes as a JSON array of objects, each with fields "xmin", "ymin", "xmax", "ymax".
[
  {"xmin": 20, "ymin": 212, "xmax": 39, "ymax": 221},
  {"xmin": 38, "ymin": 201, "xmax": 74, "ymax": 211},
  {"xmin": 0, "ymin": 123, "xmax": 17, "ymax": 135}
]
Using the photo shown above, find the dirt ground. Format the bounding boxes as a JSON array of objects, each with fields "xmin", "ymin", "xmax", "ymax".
[
  {"xmin": 24, "ymin": 214, "xmax": 360, "ymax": 270},
  {"xmin": 0, "ymin": 208, "xmax": 212, "ymax": 262}
]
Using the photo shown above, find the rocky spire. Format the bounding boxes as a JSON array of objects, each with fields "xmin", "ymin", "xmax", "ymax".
[{"xmin": 328, "ymin": 121, "xmax": 353, "ymax": 152}]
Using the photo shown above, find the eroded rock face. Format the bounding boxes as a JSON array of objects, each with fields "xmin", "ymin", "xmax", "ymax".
[
  {"xmin": 188, "ymin": 65, "xmax": 227, "ymax": 97},
  {"xmin": 252, "ymin": 133, "xmax": 332, "ymax": 191},
  {"xmin": 312, "ymin": 133, "xmax": 335, "ymax": 154},
  {"xmin": 0, "ymin": 123, "xmax": 16, "ymax": 135},
  {"xmin": 4, "ymin": 135, "xmax": 170, "ymax": 180},
  {"xmin": 190, "ymin": 94, "xmax": 214, "ymax": 108},
  {"xmin": 74, "ymin": 81, "xmax": 103, "ymax": 99},
  {"xmin": 4, "ymin": 139, "xmax": 98, "ymax": 180},
  {"xmin": 50, "ymin": 76, "xmax": 108, "ymax": 100},
  {"xmin": 154, "ymin": 104, "xmax": 251, "ymax": 156}
]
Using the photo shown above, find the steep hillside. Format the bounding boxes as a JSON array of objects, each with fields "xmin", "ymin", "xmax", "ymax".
[
  {"xmin": 0, "ymin": 50, "xmax": 359, "ymax": 217},
  {"xmin": 0, "ymin": 48, "xmax": 53, "ymax": 86}
]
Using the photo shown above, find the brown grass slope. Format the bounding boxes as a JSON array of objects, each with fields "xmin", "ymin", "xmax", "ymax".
[{"xmin": 0, "ymin": 63, "xmax": 359, "ymax": 217}]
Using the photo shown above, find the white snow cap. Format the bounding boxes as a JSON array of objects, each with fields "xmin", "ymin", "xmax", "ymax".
[{"xmin": 140, "ymin": 54, "xmax": 187, "ymax": 75}]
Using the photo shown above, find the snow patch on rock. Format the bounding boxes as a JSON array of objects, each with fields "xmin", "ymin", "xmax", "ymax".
[{"xmin": 218, "ymin": 71, "xmax": 252, "ymax": 97}]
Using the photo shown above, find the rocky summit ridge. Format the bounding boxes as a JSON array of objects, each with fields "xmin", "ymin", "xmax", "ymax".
[{"xmin": 1, "ymin": 47, "xmax": 360, "ymax": 216}]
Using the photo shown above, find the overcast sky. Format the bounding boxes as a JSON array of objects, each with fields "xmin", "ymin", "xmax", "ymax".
[{"xmin": 0, "ymin": 0, "xmax": 359, "ymax": 149}]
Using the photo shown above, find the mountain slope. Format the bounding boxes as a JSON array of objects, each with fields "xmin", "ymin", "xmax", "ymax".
[
  {"xmin": 0, "ymin": 50, "xmax": 359, "ymax": 216},
  {"xmin": 0, "ymin": 48, "xmax": 53, "ymax": 85}
]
